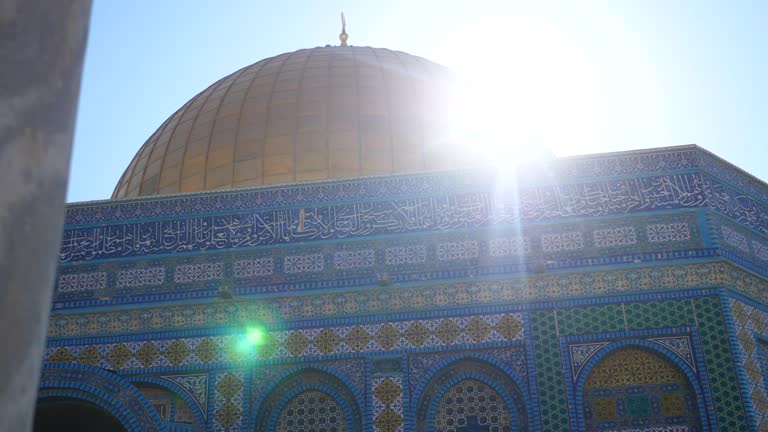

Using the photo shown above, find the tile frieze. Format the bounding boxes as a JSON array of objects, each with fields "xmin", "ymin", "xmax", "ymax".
[{"xmin": 47, "ymin": 261, "xmax": 767, "ymax": 338}]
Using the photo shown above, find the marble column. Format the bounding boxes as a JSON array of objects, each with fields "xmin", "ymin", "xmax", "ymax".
[{"xmin": 0, "ymin": 1, "xmax": 91, "ymax": 430}]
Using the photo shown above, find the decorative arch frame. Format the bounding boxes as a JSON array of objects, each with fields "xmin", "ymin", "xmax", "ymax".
[
  {"xmin": 126, "ymin": 376, "xmax": 207, "ymax": 431},
  {"xmin": 573, "ymin": 339, "xmax": 713, "ymax": 432},
  {"xmin": 38, "ymin": 362, "xmax": 166, "ymax": 432},
  {"xmin": 251, "ymin": 366, "xmax": 365, "ymax": 432},
  {"xmin": 411, "ymin": 354, "xmax": 531, "ymax": 432}
]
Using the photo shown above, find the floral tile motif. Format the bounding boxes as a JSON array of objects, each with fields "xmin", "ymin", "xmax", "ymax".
[
  {"xmin": 372, "ymin": 376, "xmax": 404, "ymax": 432},
  {"xmin": 729, "ymin": 298, "xmax": 768, "ymax": 431},
  {"xmin": 50, "ymin": 261, "xmax": 768, "ymax": 339},
  {"xmin": 161, "ymin": 374, "xmax": 209, "ymax": 416},
  {"xmin": 213, "ymin": 371, "xmax": 244, "ymax": 432},
  {"xmin": 44, "ymin": 312, "xmax": 524, "ymax": 370},
  {"xmin": 52, "ymin": 209, "xmax": 708, "ymax": 306}
]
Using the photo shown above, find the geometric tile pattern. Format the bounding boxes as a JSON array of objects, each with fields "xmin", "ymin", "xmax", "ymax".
[
  {"xmin": 47, "ymin": 262, "xmax": 754, "ymax": 338},
  {"xmin": 583, "ymin": 348, "xmax": 701, "ymax": 431},
  {"xmin": 233, "ymin": 258, "xmax": 274, "ymax": 278},
  {"xmin": 213, "ymin": 371, "xmax": 244, "ymax": 432},
  {"xmin": 414, "ymin": 357, "xmax": 529, "ymax": 431},
  {"xmin": 648, "ymin": 336, "xmax": 695, "ymax": 372},
  {"xmin": 437, "ymin": 240, "xmax": 479, "ymax": 261},
  {"xmin": 753, "ymin": 240, "xmax": 768, "ymax": 262},
  {"xmin": 593, "ymin": 226, "xmax": 637, "ymax": 248},
  {"xmin": 529, "ymin": 310, "xmax": 571, "ymax": 431},
  {"xmin": 161, "ymin": 373, "xmax": 209, "ymax": 417},
  {"xmin": 55, "ymin": 207, "xmax": 710, "ymax": 309},
  {"xmin": 116, "ymin": 267, "xmax": 165, "ymax": 288},
  {"xmin": 488, "ymin": 237, "xmax": 530, "ymax": 257},
  {"xmin": 721, "ymin": 225, "xmax": 750, "ymax": 253},
  {"xmin": 62, "ymin": 146, "xmax": 712, "ymax": 227},
  {"xmin": 60, "ymin": 172, "xmax": 723, "ymax": 264},
  {"xmin": 385, "ymin": 245, "xmax": 427, "ymax": 266},
  {"xmin": 174, "ymin": 262, "xmax": 224, "ymax": 283},
  {"xmin": 569, "ymin": 342, "xmax": 610, "ymax": 381},
  {"xmin": 284, "ymin": 254, "xmax": 324, "ymax": 274},
  {"xmin": 408, "ymin": 347, "xmax": 529, "ymax": 404},
  {"xmin": 334, "ymin": 249, "xmax": 376, "ymax": 270},
  {"xmin": 530, "ymin": 296, "xmax": 753, "ymax": 431},
  {"xmin": 46, "ymin": 147, "xmax": 768, "ymax": 432},
  {"xmin": 729, "ymin": 298, "xmax": 768, "ymax": 432},
  {"xmin": 275, "ymin": 390, "xmax": 347, "ymax": 432},
  {"xmin": 647, "ymin": 223, "xmax": 691, "ymax": 243},
  {"xmin": 254, "ymin": 368, "xmax": 364, "ymax": 432},
  {"xmin": 54, "ymin": 210, "xmax": 708, "ymax": 308},
  {"xmin": 541, "ymin": 231, "xmax": 584, "ymax": 252},
  {"xmin": 56, "ymin": 271, "xmax": 107, "ymax": 292},
  {"xmin": 44, "ymin": 313, "xmax": 524, "ymax": 370},
  {"xmin": 693, "ymin": 297, "xmax": 750, "ymax": 431},
  {"xmin": 433, "ymin": 379, "xmax": 511, "ymax": 432},
  {"xmin": 372, "ymin": 376, "xmax": 404, "ymax": 432}
]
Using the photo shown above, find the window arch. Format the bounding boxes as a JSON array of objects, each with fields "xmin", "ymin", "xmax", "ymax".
[
  {"xmin": 582, "ymin": 347, "xmax": 703, "ymax": 431},
  {"xmin": 255, "ymin": 369, "xmax": 363, "ymax": 432},
  {"xmin": 275, "ymin": 390, "xmax": 347, "ymax": 431},
  {"xmin": 415, "ymin": 359, "xmax": 528, "ymax": 432},
  {"xmin": 37, "ymin": 363, "xmax": 165, "ymax": 432}
]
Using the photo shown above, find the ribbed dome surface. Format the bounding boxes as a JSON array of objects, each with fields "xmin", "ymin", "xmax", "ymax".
[{"xmin": 113, "ymin": 46, "xmax": 460, "ymax": 199}]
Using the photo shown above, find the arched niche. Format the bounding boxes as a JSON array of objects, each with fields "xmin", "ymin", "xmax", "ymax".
[
  {"xmin": 34, "ymin": 397, "xmax": 127, "ymax": 432},
  {"xmin": 36, "ymin": 363, "xmax": 165, "ymax": 432},
  {"xmin": 415, "ymin": 358, "xmax": 528, "ymax": 432},
  {"xmin": 133, "ymin": 382, "xmax": 204, "ymax": 432},
  {"xmin": 580, "ymin": 346, "xmax": 704, "ymax": 431},
  {"xmin": 254, "ymin": 368, "xmax": 363, "ymax": 432}
]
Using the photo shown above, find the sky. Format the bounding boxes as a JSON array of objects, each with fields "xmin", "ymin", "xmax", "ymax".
[{"xmin": 67, "ymin": 0, "xmax": 768, "ymax": 202}]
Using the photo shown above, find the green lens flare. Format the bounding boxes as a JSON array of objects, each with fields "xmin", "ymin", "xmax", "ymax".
[
  {"xmin": 245, "ymin": 327, "xmax": 264, "ymax": 345},
  {"xmin": 236, "ymin": 324, "xmax": 267, "ymax": 355}
]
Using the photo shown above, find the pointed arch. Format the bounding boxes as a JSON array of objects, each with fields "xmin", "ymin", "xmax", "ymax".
[
  {"xmin": 575, "ymin": 341, "xmax": 709, "ymax": 432},
  {"xmin": 37, "ymin": 363, "xmax": 165, "ymax": 432},
  {"xmin": 414, "ymin": 357, "xmax": 529, "ymax": 432},
  {"xmin": 127, "ymin": 376, "xmax": 206, "ymax": 432},
  {"xmin": 254, "ymin": 368, "xmax": 364, "ymax": 432}
]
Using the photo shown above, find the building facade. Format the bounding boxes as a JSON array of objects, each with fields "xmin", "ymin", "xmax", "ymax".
[{"xmin": 35, "ymin": 45, "xmax": 768, "ymax": 432}]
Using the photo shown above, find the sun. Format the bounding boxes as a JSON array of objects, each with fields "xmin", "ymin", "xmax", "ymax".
[{"xmin": 431, "ymin": 15, "xmax": 605, "ymax": 166}]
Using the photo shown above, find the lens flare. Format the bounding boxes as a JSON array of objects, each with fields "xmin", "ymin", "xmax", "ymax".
[
  {"xmin": 431, "ymin": 14, "xmax": 605, "ymax": 167},
  {"xmin": 236, "ymin": 324, "xmax": 268, "ymax": 355}
]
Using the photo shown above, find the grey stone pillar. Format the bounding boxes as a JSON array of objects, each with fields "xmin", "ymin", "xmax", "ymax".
[{"xmin": 0, "ymin": 1, "xmax": 91, "ymax": 430}]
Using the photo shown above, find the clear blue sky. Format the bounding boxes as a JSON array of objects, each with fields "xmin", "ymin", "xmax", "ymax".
[{"xmin": 68, "ymin": 0, "xmax": 767, "ymax": 202}]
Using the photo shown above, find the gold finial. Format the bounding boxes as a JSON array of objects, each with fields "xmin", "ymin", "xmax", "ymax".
[{"xmin": 339, "ymin": 12, "xmax": 349, "ymax": 46}]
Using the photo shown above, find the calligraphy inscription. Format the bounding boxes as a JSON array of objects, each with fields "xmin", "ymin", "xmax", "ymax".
[{"xmin": 59, "ymin": 174, "xmax": 714, "ymax": 263}]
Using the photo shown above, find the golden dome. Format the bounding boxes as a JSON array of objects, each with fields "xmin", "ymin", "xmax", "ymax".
[{"xmin": 113, "ymin": 46, "xmax": 460, "ymax": 199}]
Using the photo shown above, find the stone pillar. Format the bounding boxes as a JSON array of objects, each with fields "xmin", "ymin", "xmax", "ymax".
[{"xmin": 0, "ymin": 1, "xmax": 91, "ymax": 430}]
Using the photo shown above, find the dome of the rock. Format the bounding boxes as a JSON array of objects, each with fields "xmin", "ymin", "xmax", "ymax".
[{"xmin": 113, "ymin": 46, "xmax": 461, "ymax": 199}]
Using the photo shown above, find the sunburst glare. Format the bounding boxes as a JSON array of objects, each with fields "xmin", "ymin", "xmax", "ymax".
[{"xmin": 432, "ymin": 15, "xmax": 605, "ymax": 168}]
